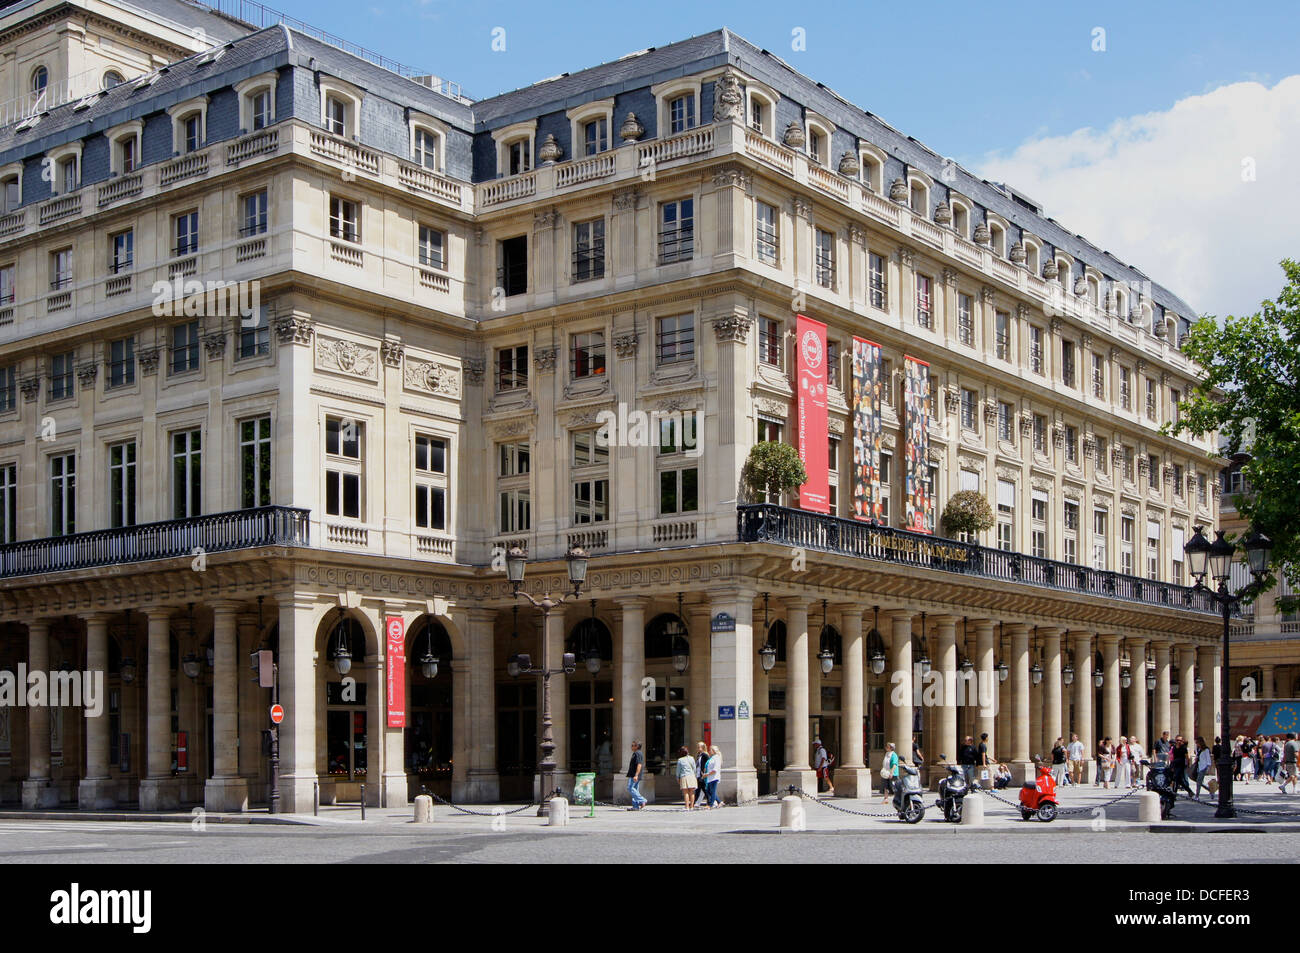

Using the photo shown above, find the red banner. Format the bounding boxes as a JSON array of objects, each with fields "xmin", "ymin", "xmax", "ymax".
[
  {"xmin": 795, "ymin": 314, "xmax": 829, "ymax": 513},
  {"xmin": 385, "ymin": 615, "xmax": 406, "ymax": 728}
]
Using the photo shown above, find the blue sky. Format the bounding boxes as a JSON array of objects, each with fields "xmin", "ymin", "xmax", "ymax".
[{"xmin": 270, "ymin": 0, "xmax": 1299, "ymax": 315}]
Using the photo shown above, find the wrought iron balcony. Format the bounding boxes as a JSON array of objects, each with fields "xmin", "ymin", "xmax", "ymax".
[
  {"xmin": 737, "ymin": 504, "xmax": 1218, "ymax": 615},
  {"xmin": 0, "ymin": 506, "xmax": 310, "ymax": 579}
]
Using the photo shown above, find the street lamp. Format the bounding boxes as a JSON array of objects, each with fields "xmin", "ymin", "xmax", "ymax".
[
  {"xmin": 1184, "ymin": 524, "xmax": 1273, "ymax": 818},
  {"xmin": 818, "ymin": 601, "xmax": 836, "ymax": 676},
  {"xmin": 1121, "ymin": 668, "xmax": 1132, "ymax": 690},
  {"xmin": 330, "ymin": 610, "xmax": 352, "ymax": 676},
  {"xmin": 669, "ymin": 593, "xmax": 690, "ymax": 675},
  {"xmin": 417, "ymin": 624, "xmax": 440, "ymax": 680},
  {"xmin": 505, "ymin": 546, "xmax": 588, "ymax": 812},
  {"xmin": 758, "ymin": 593, "xmax": 778, "ymax": 673},
  {"xmin": 181, "ymin": 604, "xmax": 200, "ymax": 680},
  {"xmin": 1030, "ymin": 627, "xmax": 1042, "ymax": 685},
  {"xmin": 1093, "ymin": 670, "xmax": 1104, "ymax": 689},
  {"xmin": 1062, "ymin": 662, "xmax": 1075, "ymax": 687},
  {"xmin": 867, "ymin": 606, "xmax": 886, "ymax": 675}
]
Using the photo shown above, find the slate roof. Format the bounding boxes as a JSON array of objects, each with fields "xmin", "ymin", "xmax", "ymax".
[{"xmin": 0, "ymin": 0, "xmax": 252, "ymax": 42}]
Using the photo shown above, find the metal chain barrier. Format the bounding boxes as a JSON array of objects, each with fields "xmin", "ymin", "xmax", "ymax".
[
  {"xmin": 972, "ymin": 784, "xmax": 1139, "ymax": 815},
  {"xmin": 426, "ymin": 791, "xmax": 541, "ymax": 817},
  {"xmin": 791, "ymin": 786, "xmax": 899, "ymax": 818},
  {"xmin": 1180, "ymin": 789, "xmax": 1300, "ymax": 817}
]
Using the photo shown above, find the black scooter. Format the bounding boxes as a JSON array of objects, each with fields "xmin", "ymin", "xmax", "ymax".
[
  {"xmin": 1142, "ymin": 759, "xmax": 1176, "ymax": 819},
  {"xmin": 935, "ymin": 760, "xmax": 969, "ymax": 823}
]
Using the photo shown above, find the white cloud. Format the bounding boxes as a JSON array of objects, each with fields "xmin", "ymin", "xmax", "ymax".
[{"xmin": 974, "ymin": 76, "xmax": 1300, "ymax": 320}]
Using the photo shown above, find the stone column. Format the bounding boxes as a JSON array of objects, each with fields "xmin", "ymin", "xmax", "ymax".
[
  {"xmin": 933, "ymin": 615, "xmax": 959, "ymax": 764},
  {"xmin": 1125, "ymin": 639, "xmax": 1147, "ymax": 750},
  {"xmin": 1153, "ymin": 641, "xmax": 1172, "ymax": 745},
  {"xmin": 139, "ymin": 608, "xmax": 180, "ymax": 811},
  {"xmin": 1100, "ymin": 635, "xmax": 1121, "ymax": 744},
  {"xmin": 887, "ymin": 609, "xmax": 914, "ymax": 766},
  {"xmin": 1041, "ymin": 628, "xmax": 1063, "ymax": 759},
  {"xmin": 236, "ymin": 614, "xmax": 263, "ymax": 786},
  {"xmin": 460, "ymin": 608, "xmax": 500, "ymax": 803},
  {"xmin": 205, "ymin": 602, "xmax": 249, "ymax": 812},
  {"xmin": 687, "ymin": 603, "xmax": 711, "ymax": 746},
  {"xmin": 1178, "ymin": 644, "xmax": 1197, "ymax": 744},
  {"xmin": 973, "ymin": 619, "xmax": 995, "ymax": 767},
  {"xmin": 1199, "ymin": 645, "xmax": 1221, "ymax": 746},
  {"xmin": 614, "ymin": 597, "xmax": 647, "ymax": 805},
  {"xmin": 807, "ymin": 600, "xmax": 824, "ymax": 733},
  {"xmin": 1261, "ymin": 663, "xmax": 1276, "ymax": 699},
  {"xmin": 778, "ymin": 599, "xmax": 815, "ymax": 792},
  {"xmin": 708, "ymin": 588, "xmax": 758, "ymax": 802},
  {"xmin": 1007, "ymin": 623, "xmax": 1031, "ymax": 780},
  {"xmin": 79, "ymin": 613, "xmax": 115, "ymax": 809},
  {"xmin": 1070, "ymin": 631, "xmax": 1095, "ymax": 782},
  {"xmin": 836, "ymin": 605, "xmax": 869, "ymax": 796},
  {"xmin": 21, "ymin": 620, "xmax": 57, "ymax": 809},
  {"xmin": 278, "ymin": 598, "xmax": 319, "ymax": 813}
]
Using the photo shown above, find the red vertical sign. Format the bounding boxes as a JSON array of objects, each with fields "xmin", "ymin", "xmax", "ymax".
[
  {"xmin": 795, "ymin": 314, "xmax": 829, "ymax": 513},
  {"xmin": 385, "ymin": 615, "xmax": 406, "ymax": 728}
]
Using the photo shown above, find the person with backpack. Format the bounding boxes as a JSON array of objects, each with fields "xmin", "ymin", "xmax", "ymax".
[{"xmin": 813, "ymin": 740, "xmax": 836, "ymax": 796}]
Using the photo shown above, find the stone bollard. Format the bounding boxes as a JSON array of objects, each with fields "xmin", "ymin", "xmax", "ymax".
[
  {"xmin": 1137, "ymin": 791, "xmax": 1162, "ymax": 823},
  {"xmin": 779, "ymin": 795, "xmax": 805, "ymax": 830},
  {"xmin": 413, "ymin": 794, "xmax": 434, "ymax": 823},
  {"xmin": 960, "ymin": 793, "xmax": 984, "ymax": 827},
  {"xmin": 546, "ymin": 796, "xmax": 570, "ymax": 826}
]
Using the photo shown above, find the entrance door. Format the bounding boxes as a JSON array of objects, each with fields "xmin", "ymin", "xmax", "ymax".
[
  {"xmin": 496, "ymin": 681, "xmax": 537, "ymax": 801},
  {"xmin": 644, "ymin": 684, "xmax": 685, "ymax": 779},
  {"xmin": 568, "ymin": 679, "xmax": 613, "ymax": 775},
  {"xmin": 754, "ymin": 713, "xmax": 771, "ymax": 795},
  {"xmin": 408, "ymin": 679, "xmax": 453, "ymax": 799},
  {"xmin": 769, "ymin": 717, "xmax": 787, "ymax": 773}
]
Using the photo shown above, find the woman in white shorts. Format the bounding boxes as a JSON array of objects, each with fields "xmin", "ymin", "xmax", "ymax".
[{"xmin": 675, "ymin": 745, "xmax": 698, "ymax": 810}]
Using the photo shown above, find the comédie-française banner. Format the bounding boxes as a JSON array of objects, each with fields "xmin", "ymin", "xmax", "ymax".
[
  {"xmin": 795, "ymin": 314, "xmax": 829, "ymax": 513},
  {"xmin": 903, "ymin": 355, "xmax": 932, "ymax": 534},
  {"xmin": 850, "ymin": 337, "xmax": 883, "ymax": 521}
]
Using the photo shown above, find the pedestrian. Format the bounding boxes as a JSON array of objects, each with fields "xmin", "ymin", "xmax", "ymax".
[
  {"xmin": 693, "ymin": 741, "xmax": 709, "ymax": 806},
  {"xmin": 1261, "ymin": 736, "xmax": 1277, "ymax": 784},
  {"xmin": 1097, "ymin": 737, "xmax": 1113, "ymax": 789},
  {"xmin": 1155, "ymin": 730, "xmax": 1171, "ymax": 764},
  {"xmin": 1116, "ymin": 736, "xmax": 1132, "ymax": 789},
  {"xmin": 626, "ymin": 740, "xmax": 647, "ymax": 810},
  {"xmin": 813, "ymin": 740, "xmax": 836, "ymax": 797},
  {"xmin": 958, "ymin": 735, "xmax": 978, "ymax": 787},
  {"xmin": 880, "ymin": 742, "xmax": 900, "ymax": 804},
  {"xmin": 912, "ymin": 738, "xmax": 924, "ymax": 767},
  {"xmin": 1128, "ymin": 736, "xmax": 1145, "ymax": 786},
  {"xmin": 993, "ymin": 762, "xmax": 1012, "ymax": 789},
  {"xmin": 704, "ymin": 745, "xmax": 722, "ymax": 808},
  {"xmin": 1194, "ymin": 736, "xmax": 1213, "ymax": 798},
  {"xmin": 675, "ymin": 745, "xmax": 698, "ymax": 810},
  {"xmin": 1171, "ymin": 735, "xmax": 1194, "ymax": 796},
  {"xmin": 1280, "ymin": 733, "xmax": 1299, "ymax": 794},
  {"xmin": 1067, "ymin": 733, "xmax": 1085, "ymax": 785},
  {"xmin": 977, "ymin": 732, "xmax": 990, "ymax": 785},
  {"xmin": 1050, "ymin": 737, "xmax": 1068, "ymax": 787},
  {"xmin": 1232, "ymin": 735, "xmax": 1245, "ymax": 781}
]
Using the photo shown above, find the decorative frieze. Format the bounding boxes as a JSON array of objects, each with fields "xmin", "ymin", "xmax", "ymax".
[
  {"xmin": 941, "ymin": 267, "xmax": 959, "ymax": 288},
  {"xmin": 533, "ymin": 207, "xmax": 560, "ymax": 230},
  {"xmin": 19, "ymin": 376, "xmax": 38, "ymax": 402},
  {"xmin": 274, "ymin": 314, "xmax": 314, "ymax": 345},
  {"xmin": 76, "ymin": 362, "xmax": 98, "ymax": 389},
  {"xmin": 712, "ymin": 314, "xmax": 752, "ymax": 344},
  {"xmin": 895, "ymin": 246, "xmax": 913, "ymax": 267},
  {"xmin": 381, "ymin": 339, "xmax": 404, "ymax": 368},
  {"xmin": 1112, "ymin": 444, "xmax": 1126, "ymax": 467},
  {"xmin": 943, "ymin": 388, "xmax": 960, "ymax": 414},
  {"xmin": 137, "ymin": 345, "xmax": 160, "ymax": 376},
  {"xmin": 1016, "ymin": 303, "xmax": 1030, "ymax": 321},
  {"xmin": 315, "ymin": 335, "xmax": 378, "ymax": 381},
  {"xmin": 791, "ymin": 196, "xmax": 812, "ymax": 220},
  {"xmin": 714, "ymin": 70, "xmax": 743, "ymax": 121},
  {"xmin": 1018, "ymin": 414, "xmax": 1033, "ymax": 438},
  {"xmin": 613, "ymin": 188, "xmax": 640, "ymax": 211},
  {"xmin": 534, "ymin": 347, "xmax": 558, "ymax": 373},
  {"xmin": 202, "ymin": 331, "xmax": 227, "ymax": 360},
  {"xmin": 755, "ymin": 397, "xmax": 788, "ymax": 419},
  {"xmin": 613, "ymin": 332, "xmax": 639, "ymax": 358},
  {"xmin": 1051, "ymin": 425, "xmax": 1065, "ymax": 449},
  {"xmin": 848, "ymin": 224, "xmax": 867, "ymax": 247},
  {"xmin": 402, "ymin": 357, "xmax": 461, "ymax": 398},
  {"xmin": 712, "ymin": 164, "xmax": 751, "ymax": 189},
  {"xmin": 982, "ymin": 400, "xmax": 998, "ymax": 426},
  {"xmin": 980, "ymin": 285, "xmax": 995, "ymax": 304}
]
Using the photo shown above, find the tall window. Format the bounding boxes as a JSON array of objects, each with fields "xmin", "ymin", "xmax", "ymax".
[
  {"xmin": 1148, "ymin": 453, "xmax": 1160, "ymax": 490},
  {"xmin": 582, "ymin": 118, "xmax": 608, "ymax": 156},
  {"xmin": 669, "ymin": 94, "xmax": 696, "ymax": 134},
  {"xmin": 755, "ymin": 201, "xmax": 779, "ymax": 264},
  {"xmin": 1064, "ymin": 424, "xmax": 1078, "ymax": 465},
  {"xmin": 419, "ymin": 225, "xmax": 446, "ymax": 269},
  {"xmin": 498, "ymin": 235, "xmax": 527, "ymax": 296},
  {"xmin": 108, "ymin": 441, "xmax": 136, "ymax": 527},
  {"xmin": 1092, "ymin": 354, "xmax": 1105, "ymax": 398},
  {"xmin": 656, "ymin": 314, "xmax": 694, "ymax": 365},
  {"xmin": 1031, "ymin": 490, "xmax": 1048, "ymax": 558},
  {"xmin": 324, "ymin": 417, "xmax": 363, "ymax": 520},
  {"xmin": 329, "ymin": 196, "xmax": 360, "ymax": 243},
  {"xmin": 1033, "ymin": 414, "xmax": 1047, "ymax": 454},
  {"xmin": 658, "ymin": 417, "xmax": 698, "ymax": 515},
  {"xmin": 172, "ymin": 429, "xmax": 201, "ymax": 518},
  {"xmin": 869, "ymin": 253, "xmax": 887, "ymax": 310},
  {"xmin": 572, "ymin": 219, "xmax": 604, "ymax": 281},
  {"xmin": 181, "ymin": 112, "xmax": 202, "ymax": 153},
  {"xmin": 238, "ymin": 305, "xmax": 270, "ymax": 359},
  {"xmin": 758, "ymin": 317, "xmax": 782, "ymax": 366},
  {"xmin": 1029, "ymin": 325, "xmax": 1043, "ymax": 374},
  {"xmin": 1173, "ymin": 463, "xmax": 1184, "ymax": 499},
  {"xmin": 1092, "ymin": 509, "xmax": 1108, "ymax": 569},
  {"xmin": 174, "ymin": 211, "xmax": 199, "ymax": 256},
  {"xmin": 496, "ymin": 345, "xmax": 528, "ymax": 391},
  {"xmin": 50, "ymin": 453, "xmax": 75, "ymax": 536},
  {"xmin": 0, "ymin": 463, "xmax": 14, "ymax": 543},
  {"xmin": 1095, "ymin": 436, "xmax": 1109, "ymax": 476},
  {"xmin": 1123, "ymin": 446, "xmax": 1135, "ymax": 483},
  {"xmin": 572, "ymin": 431, "xmax": 609, "ymax": 525},
  {"xmin": 242, "ymin": 191, "xmax": 268, "ymax": 236},
  {"xmin": 1061, "ymin": 341, "xmax": 1075, "ymax": 388},
  {"xmin": 325, "ymin": 96, "xmax": 347, "ymax": 136},
  {"xmin": 49, "ymin": 351, "xmax": 74, "ymax": 400},
  {"xmin": 1170, "ymin": 388, "xmax": 1182, "ymax": 425},
  {"xmin": 1120, "ymin": 367, "xmax": 1132, "ymax": 410},
  {"xmin": 1121, "ymin": 515, "xmax": 1135, "ymax": 575},
  {"xmin": 659, "ymin": 199, "xmax": 694, "ymax": 264},
  {"xmin": 59, "ymin": 156, "xmax": 77, "ymax": 194},
  {"xmin": 251, "ymin": 89, "xmax": 272, "ymax": 131},
  {"xmin": 1146, "ymin": 519, "xmax": 1160, "ymax": 580},
  {"xmin": 814, "ymin": 228, "xmax": 834, "ymax": 288},
  {"xmin": 110, "ymin": 230, "xmax": 133, "ymax": 273},
  {"xmin": 414, "ymin": 434, "xmax": 448, "ymax": 531},
  {"xmin": 826, "ymin": 340, "xmax": 840, "ymax": 389},
  {"xmin": 957, "ymin": 293, "xmax": 974, "ymax": 345},
  {"xmin": 107, "ymin": 337, "xmax": 134, "ymax": 388},
  {"xmin": 915, "ymin": 275, "xmax": 932, "ymax": 328},
  {"xmin": 960, "ymin": 388, "xmax": 977, "ymax": 431},
  {"xmin": 413, "ymin": 128, "xmax": 439, "ymax": 169},
  {"xmin": 997, "ymin": 402, "xmax": 1014, "ymax": 442},
  {"xmin": 570, "ymin": 331, "xmax": 605, "ymax": 379},
  {"xmin": 1145, "ymin": 378, "xmax": 1157, "ymax": 420},
  {"xmin": 1063, "ymin": 500, "xmax": 1079, "ymax": 564},
  {"xmin": 50, "ymin": 248, "xmax": 72, "ymax": 289},
  {"xmin": 240, "ymin": 416, "xmax": 271, "ymax": 508},
  {"xmin": 995, "ymin": 310, "xmax": 1010, "ymax": 360},
  {"xmin": 1171, "ymin": 527, "xmax": 1185, "ymax": 585},
  {"xmin": 0, "ymin": 264, "xmax": 13, "ymax": 304},
  {"xmin": 996, "ymin": 479, "xmax": 1015, "ymax": 552},
  {"xmin": 171, "ymin": 321, "xmax": 199, "ymax": 374},
  {"xmin": 0, "ymin": 366, "xmax": 14, "ymax": 413},
  {"xmin": 497, "ymin": 442, "xmax": 531, "ymax": 534},
  {"xmin": 506, "ymin": 138, "xmax": 531, "ymax": 175}
]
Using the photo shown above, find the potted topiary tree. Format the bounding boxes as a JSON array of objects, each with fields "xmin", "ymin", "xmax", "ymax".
[
  {"xmin": 740, "ymin": 441, "xmax": 807, "ymax": 503},
  {"xmin": 941, "ymin": 490, "xmax": 994, "ymax": 541}
]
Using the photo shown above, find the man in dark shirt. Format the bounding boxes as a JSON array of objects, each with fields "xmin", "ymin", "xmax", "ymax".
[
  {"xmin": 626, "ymin": 740, "xmax": 647, "ymax": 810},
  {"xmin": 1155, "ymin": 731, "xmax": 1172, "ymax": 763},
  {"xmin": 957, "ymin": 736, "xmax": 978, "ymax": 786},
  {"xmin": 1171, "ymin": 735, "xmax": 1194, "ymax": 796}
]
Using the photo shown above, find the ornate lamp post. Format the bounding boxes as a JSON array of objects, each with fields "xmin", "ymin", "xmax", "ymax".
[
  {"xmin": 1184, "ymin": 525, "xmax": 1273, "ymax": 818},
  {"xmin": 505, "ymin": 546, "xmax": 588, "ymax": 813}
]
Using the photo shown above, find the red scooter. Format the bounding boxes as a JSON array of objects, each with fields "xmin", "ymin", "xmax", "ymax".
[{"xmin": 1018, "ymin": 763, "xmax": 1058, "ymax": 822}]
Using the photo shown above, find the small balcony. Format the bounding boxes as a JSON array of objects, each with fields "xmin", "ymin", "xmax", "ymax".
[
  {"xmin": 0, "ymin": 505, "xmax": 310, "ymax": 579},
  {"xmin": 737, "ymin": 503, "xmax": 1219, "ymax": 615}
]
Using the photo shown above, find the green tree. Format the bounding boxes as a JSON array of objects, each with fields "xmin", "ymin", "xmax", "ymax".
[
  {"xmin": 741, "ymin": 441, "xmax": 807, "ymax": 503},
  {"xmin": 941, "ymin": 490, "xmax": 995, "ymax": 538},
  {"xmin": 1170, "ymin": 259, "xmax": 1300, "ymax": 609}
]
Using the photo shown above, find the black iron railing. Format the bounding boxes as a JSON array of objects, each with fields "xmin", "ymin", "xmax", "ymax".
[
  {"xmin": 0, "ymin": 506, "xmax": 309, "ymax": 578},
  {"xmin": 737, "ymin": 504, "xmax": 1218, "ymax": 615}
]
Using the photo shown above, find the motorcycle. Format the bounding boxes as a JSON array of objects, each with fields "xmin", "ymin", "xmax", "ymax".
[
  {"xmin": 1142, "ymin": 758, "xmax": 1176, "ymax": 819},
  {"xmin": 935, "ymin": 760, "xmax": 969, "ymax": 823},
  {"xmin": 1018, "ymin": 762, "xmax": 1058, "ymax": 822},
  {"xmin": 892, "ymin": 761, "xmax": 925, "ymax": 823}
]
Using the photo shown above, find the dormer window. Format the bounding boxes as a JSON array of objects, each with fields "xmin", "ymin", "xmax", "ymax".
[
  {"xmin": 1, "ymin": 174, "xmax": 19, "ymax": 213},
  {"xmin": 750, "ymin": 99, "xmax": 765, "ymax": 133},
  {"xmin": 109, "ymin": 123, "xmax": 142, "ymax": 176},
  {"xmin": 318, "ymin": 78, "xmax": 361, "ymax": 139},
  {"xmin": 102, "ymin": 70, "xmax": 125, "ymax": 90},
  {"xmin": 990, "ymin": 222, "xmax": 1006, "ymax": 258},
  {"xmin": 168, "ymin": 98, "xmax": 209, "ymax": 156},
  {"xmin": 182, "ymin": 113, "xmax": 202, "ymax": 152},
  {"xmin": 507, "ymin": 138, "xmax": 531, "ymax": 175},
  {"xmin": 582, "ymin": 118, "xmax": 608, "ymax": 156},
  {"xmin": 744, "ymin": 84, "xmax": 777, "ymax": 138},
  {"xmin": 414, "ymin": 128, "xmax": 440, "ymax": 170},
  {"xmin": 58, "ymin": 156, "xmax": 77, "ymax": 193},
  {"xmin": 1056, "ymin": 258, "xmax": 1072, "ymax": 290},
  {"xmin": 806, "ymin": 116, "xmax": 832, "ymax": 165},
  {"xmin": 492, "ymin": 119, "xmax": 538, "ymax": 178},
  {"xmin": 910, "ymin": 182, "xmax": 927, "ymax": 215},
  {"xmin": 1023, "ymin": 238, "xmax": 1041, "ymax": 275},
  {"xmin": 669, "ymin": 93, "xmax": 696, "ymax": 134},
  {"xmin": 251, "ymin": 89, "xmax": 272, "ymax": 130},
  {"xmin": 120, "ymin": 136, "xmax": 136, "ymax": 172},
  {"xmin": 859, "ymin": 145, "xmax": 886, "ymax": 193},
  {"xmin": 31, "ymin": 66, "xmax": 48, "ymax": 95},
  {"xmin": 326, "ymin": 96, "xmax": 347, "ymax": 135}
]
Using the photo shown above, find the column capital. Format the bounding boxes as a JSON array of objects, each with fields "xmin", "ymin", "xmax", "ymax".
[
  {"xmin": 461, "ymin": 606, "xmax": 498, "ymax": 625},
  {"xmin": 209, "ymin": 600, "xmax": 244, "ymax": 616},
  {"xmin": 884, "ymin": 607, "xmax": 913, "ymax": 622},
  {"xmin": 930, "ymin": 614, "xmax": 962, "ymax": 627},
  {"xmin": 145, "ymin": 606, "xmax": 176, "ymax": 621},
  {"xmin": 971, "ymin": 618, "xmax": 995, "ymax": 633},
  {"xmin": 1065, "ymin": 629, "xmax": 1093, "ymax": 642},
  {"xmin": 1004, "ymin": 622, "xmax": 1030, "ymax": 637},
  {"xmin": 782, "ymin": 596, "xmax": 813, "ymax": 613},
  {"xmin": 1036, "ymin": 626, "xmax": 1064, "ymax": 640},
  {"xmin": 1098, "ymin": 633, "xmax": 1120, "ymax": 646},
  {"xmin": 613, "ymin": 595, "xmax": 651, "ymax": 609},
  {"xmin": 81, "ymin": 611, "xmax": 113, "ymax": 625}
]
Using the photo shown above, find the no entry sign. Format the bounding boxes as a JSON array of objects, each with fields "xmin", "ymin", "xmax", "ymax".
[{"xmin": 269, "ymin": 704, "xmax": 284, "ymax": 724}]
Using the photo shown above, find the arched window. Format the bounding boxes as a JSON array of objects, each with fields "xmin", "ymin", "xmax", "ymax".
[
  {"xmin": 1056, "ymin": 257, "xmax": 1072, "ymax": 290},
  {"xmin": 325, "ymin": 616, "xmax": 367, "ymax": 664},
  {"xmin": 909, "ymin": 180, "xmax": 928, "ymax": 217},
  {"xmin": 1087, "ymin": 275, "xmax": 1101, "ymax": 307},
  {"xmin": 567, "ymin": 616, "xmax": 612, "ymax": 661},
  {"xmin": 1023, "ymin": 239, "xmax": 1041, "ymax": 276},
  {"xmin": 990, "ymin": 222, "xmax": 1006, "ymax": 258},
  {"xmin": 31, "ymin": 66, "xmax": 48, "ymax": 94},
  {"xmin": 103, "ymin": 70, "xmax": 125, "ymax": 90},
  {"xmin": 409, "ymin": 617, "xmax": 453, "ymax": 670},
  {"xmin": 645, "ymin": 612, "xmax": 688, "ymax": 659},
  {"xmin": 951, "ymin": 200, "xmax": 970, "ymax": 238}
]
